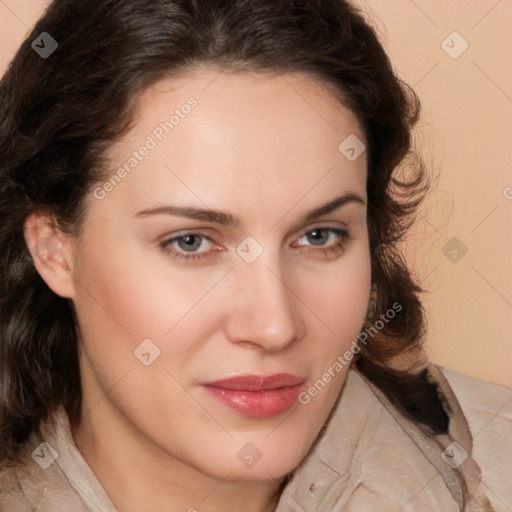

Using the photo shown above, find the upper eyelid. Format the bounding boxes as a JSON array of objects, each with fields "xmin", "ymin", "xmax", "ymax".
[
  {"xmin": 165, "ymin": 222, "xmax": 349, "ymax": 240},
  {"xmin": 297, "ymin": 224, "xmax": 349, "ymax": 236},
  {"xmin": 163, "ymin": 225, "xmax": 348, "ymax": 249}
]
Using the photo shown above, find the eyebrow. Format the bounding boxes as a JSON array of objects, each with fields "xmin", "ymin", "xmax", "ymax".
[{"xmin": 134, "ymin": 192, "xmax": 365, "ymax": 227}]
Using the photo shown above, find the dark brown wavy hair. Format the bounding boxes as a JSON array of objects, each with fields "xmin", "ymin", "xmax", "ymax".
[{"xmin": 0, "ymin": 0, "xmax": 445, "ymax": 463}]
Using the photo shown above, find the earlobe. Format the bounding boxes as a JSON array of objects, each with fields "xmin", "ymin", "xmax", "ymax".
[{"xmin": 23, "ymin": 212, "xmax": 76, "ymax": 299}]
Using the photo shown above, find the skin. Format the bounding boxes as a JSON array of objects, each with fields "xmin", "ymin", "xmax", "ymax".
[{"xmin": 24, "ymin": 68, "xmax": 371, "ymax": 512}]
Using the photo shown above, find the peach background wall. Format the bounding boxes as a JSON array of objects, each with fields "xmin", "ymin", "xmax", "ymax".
[{"xmin": 1, "ymin": 1, "xmax": 510, "ymax": 386}]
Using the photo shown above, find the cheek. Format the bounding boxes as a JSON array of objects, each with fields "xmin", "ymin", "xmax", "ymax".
[
  {"xmin": 72, "ymin": 232, "xmax": 216, "ymax": 340},
  {"xmin": 294, "ymin": 243, "xmax": 371, "ymax": 404},
  {"xmin": 70, "ymin": 232, "xmax": 231, "ymax": 396},
  {"xmin": 303, "ymin": 245, "xmax": 372, "ymax": 344}
]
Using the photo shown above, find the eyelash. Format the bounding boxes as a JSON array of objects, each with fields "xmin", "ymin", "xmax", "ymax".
[{"xmin": 159, "ymin": 226, "xmax": 352, "ymax": 262}]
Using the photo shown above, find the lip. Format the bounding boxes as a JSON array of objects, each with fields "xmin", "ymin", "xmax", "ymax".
[{"xmin": 202, "ymin": 373, "xmax": 306, "ymax": 417}]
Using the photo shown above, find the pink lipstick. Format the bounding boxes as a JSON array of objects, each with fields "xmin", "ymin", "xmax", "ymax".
[{"xmin": 202, "ymin": 373, "xmax": 305, "ymax": 417}]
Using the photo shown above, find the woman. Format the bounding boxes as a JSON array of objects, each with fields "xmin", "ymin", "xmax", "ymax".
[{"xmin": 0, "ymin": 0, "xmax": 510, "ymax": 510}]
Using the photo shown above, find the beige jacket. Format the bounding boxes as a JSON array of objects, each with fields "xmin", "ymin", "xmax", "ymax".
[{"xmin": 0, "ymin": 365, "xmax": 511, "ymax": 511}]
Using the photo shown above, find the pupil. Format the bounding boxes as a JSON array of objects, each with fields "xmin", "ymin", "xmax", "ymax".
[
  {"xmin": 179, "ymin": 235, "xmax": 200, "ymax": 251},
  {"xmin": 308, "ymin": 229, "xmax": 327, "ymax": 246}
]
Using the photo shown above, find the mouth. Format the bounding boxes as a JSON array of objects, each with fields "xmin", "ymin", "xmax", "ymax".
[{"xmin": 201, "ymin": 373, "xmax": 306, "ymax": 418}]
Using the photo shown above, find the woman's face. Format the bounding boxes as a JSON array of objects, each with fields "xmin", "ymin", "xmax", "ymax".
[{"xmin": 66, "ymin": 69, "xmax": 371, "ymax": 482}]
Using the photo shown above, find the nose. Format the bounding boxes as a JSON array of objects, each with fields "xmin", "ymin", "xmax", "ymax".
[{"xmin": 224, "ymin": 251, "xmax": 306, "ymax": 352}]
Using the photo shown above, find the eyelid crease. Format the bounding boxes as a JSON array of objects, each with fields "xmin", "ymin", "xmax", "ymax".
[{"xmin": 159, "ymin": 222, "xmax": 350, "ymax": 247}]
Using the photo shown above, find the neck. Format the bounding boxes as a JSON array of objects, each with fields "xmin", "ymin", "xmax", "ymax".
[{"xmin": 70, "ymin": 403, "xmax": 287, "ymax": 512}]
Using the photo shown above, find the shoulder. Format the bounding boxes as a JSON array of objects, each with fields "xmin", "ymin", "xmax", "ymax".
[
  {"xmin": 439, "ymin": 366, "xmax": 512, "ymax": 415},
  {"xmin": 0, "ymin": 464, "xmax": 35, "ymax": 511},
  {"xmin": 0, "ymin": 436, "xmax": 90, "ymax": 511},
  {"xmin": 280, "ymin": 367, "xmax": 467, "ymax": 511},
  {"xmin": 439, "ymin": 367, "xmax": 512, "ymax": 510},
  {"xmin": 439, "ymin": 366, "xmax": 512, "ymax": 440},
  {"xmin": 0, "ymin": 459, "xmax": 40, "ymax": 511}
]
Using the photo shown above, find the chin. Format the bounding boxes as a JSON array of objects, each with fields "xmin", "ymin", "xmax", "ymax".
[
  {"xmin": 219, "ymin": 456, "xmax": 302, "ymax": 483},
  {"xmin": 197, "ymin": 431, "xmax": 314, "ymax": 483}
]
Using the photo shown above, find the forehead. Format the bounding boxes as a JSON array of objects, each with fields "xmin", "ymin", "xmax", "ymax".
[{"xmin": 94, "ymin": 69, "xmax": 367, "ymax": 220}]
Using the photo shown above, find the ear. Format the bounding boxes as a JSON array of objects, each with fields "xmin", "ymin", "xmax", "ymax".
[{"xmin": 23, "ymin": 212, "xmax": 76, "ymax": 299}]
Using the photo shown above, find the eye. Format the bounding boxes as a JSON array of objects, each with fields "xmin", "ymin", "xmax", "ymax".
[
  {"xmin": 159, "ymin": 226, "xmax": 351, "ymax": 262},
  {"xmin": 159, "ymin": 233, "xmax": 219, "ymax": 261},
  {"xmin": 292, "ymin": 227, "xmax": 351, "ymax": 258}
]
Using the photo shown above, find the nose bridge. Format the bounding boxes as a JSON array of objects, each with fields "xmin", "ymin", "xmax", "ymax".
[{"xmin": 226, "ymin": 246, "xmax": 304, "ymax": 351}]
